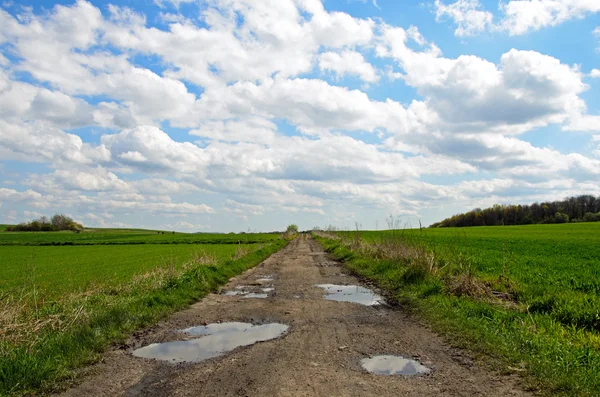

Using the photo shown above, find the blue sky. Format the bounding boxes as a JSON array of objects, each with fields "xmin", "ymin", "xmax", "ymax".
[{"xmin": 0, "ymin": 0, "xmax": 599, "ymax": 232}]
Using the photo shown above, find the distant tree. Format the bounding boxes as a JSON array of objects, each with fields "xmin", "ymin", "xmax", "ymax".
[
  {"xmin": 286, "ymin": 224, "xmax": 299, "ymax": 234},
  {"xmin": 430, "ymin": 195, "xmax": 600, "ymax": 228},
  {"xmin": 583, "ymin": 212, "xmax": 600, "ymax": 222},
  {"xmin": 554, "ymin": 212, "xmax": 569, "ymax": 224},
  {"xmin": 6, "ymin": 213, "xmax": 83, "ymax": 232}
]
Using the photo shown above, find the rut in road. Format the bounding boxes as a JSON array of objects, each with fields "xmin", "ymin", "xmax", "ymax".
[{"xmin": 59, "ymin": 235, "xmax": 530, "ymax": 397}]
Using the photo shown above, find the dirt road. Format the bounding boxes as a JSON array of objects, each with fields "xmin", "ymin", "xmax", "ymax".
[{"xmin": 60, "ymin": 235, "xmax": 529, "ymax": 396}]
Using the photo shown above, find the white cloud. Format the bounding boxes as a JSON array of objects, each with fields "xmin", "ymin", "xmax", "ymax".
[
  {"xmin": 159, "ymin": 221, "xmax": 209, "ymax": 232},
  {"xmin": 377, "ymin": 26, "xmax": 590, "ymax": 134},
  {"xmin": 434, "ymin": 0, "xmax": 600, "ymax": 36},
  {"xmin": 100, "ymin": 126, "xmax": 208, "ymax": 174},
  {"xmin": 590, "ymin": 69, "xmax": 600, "ymax": 78},
  {"xmin": 318, "ymin": 50, "xmax": 379, "ymax": 82},
  {"xmin": 434, "ymin": 0, "xmax": 493, "ymax": 36},
  {"xmin": 27, "ymin": 167, "xmax": 131, "ymax": 192},
  {"xmin": 154, "ymin": 0, "xmax": 195, "ymax": 8},
  {"xmin": 0, "ymin": 120, "xmax": 108, "ymax": 165},
  {"xmin": 500, "ymin": 0, "xmax": 600, "ymax": 36}
]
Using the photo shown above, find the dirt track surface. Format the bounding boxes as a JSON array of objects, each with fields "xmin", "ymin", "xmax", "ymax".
[{"xmin": 59, "ymin": 235, "xmax": 530, "ymax": 397}]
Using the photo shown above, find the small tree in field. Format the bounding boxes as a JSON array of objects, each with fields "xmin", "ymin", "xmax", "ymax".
[{"xmin": 286, "ymin": 224, "xmax": 299, "ymax": 234}]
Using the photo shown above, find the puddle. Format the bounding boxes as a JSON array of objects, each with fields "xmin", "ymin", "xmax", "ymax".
[
  {"xmin": 361, "ymin": 355, "xmax": 432, "ymax": 376},
  {"xmin": 223, "ymin": 290, "xmax": 247, "ymax": 296},
  {"xmin": 222, "ymin": 285, "xmax": 272, "ymax": 298},
  {"xmin": 315, "ymin": 284, "xmax": 383, "ymax": 306},
  {"xmin": 133, "ymin": 322, "xmax": 289, "ymax": 363},
  {"xmin": 243, "ymin": 293, "xmax": 268, "ymax": 299},
  {"xmin": 255, "ymin": 278, "xmax": 274, "ymax": 283},
  {"xmin": 222, "ymin": 290, "xmax": 268, "ymax": 298}
]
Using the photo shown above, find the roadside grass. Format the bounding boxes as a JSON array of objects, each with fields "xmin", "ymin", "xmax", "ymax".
[
  {"xmin": 314, "ymin": 223, "xmax": 600, "ymax": 396},
  {"xmin": 0, "ymin": 237, "xmax": 288, "ymax": 396},
  {"xmin": 0, "ymin": 225, "xmax": 8, "ymax": 232}
]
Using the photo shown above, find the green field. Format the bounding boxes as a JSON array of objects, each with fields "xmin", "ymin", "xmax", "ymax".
[
  {"xmin": 0, "ymin": 244, "xmax": 243, "ymax": 298},
  {"xmin": 0, "ymin": 229, "xmax": 279, "ymax": 246},
  {"xmin": 0, "ymin": 228, "xmax": 287, "ymax": 395},
  {"xmin": 317, "ymin": 223, "xmax": 600, "ymax": 396}
]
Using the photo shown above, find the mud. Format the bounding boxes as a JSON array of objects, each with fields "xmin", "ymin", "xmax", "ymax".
[{"xmin": 58, "ymin": 235, "xmax": 531, "ymax": 397}]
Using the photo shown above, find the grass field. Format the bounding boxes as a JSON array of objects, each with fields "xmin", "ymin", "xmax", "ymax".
[
  {"xmin": 316, "ymin": 223, "xmax": 600, "ymax": 396},
  {"xmin": 0, "ymin": 229, "xmax": 279, "ymax": 246},
  {"xmin": 0, "ymin": 244, "xmax": 243, "ymax": 297},
  {"xmin": 0, "ymin": 228, "xmax": 287, "ymax": 395}
]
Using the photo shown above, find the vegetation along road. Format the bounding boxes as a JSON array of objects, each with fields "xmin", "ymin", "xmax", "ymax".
[{"xmin": 57, "ymin": 235, "xmax": 529, "ymax": 397}]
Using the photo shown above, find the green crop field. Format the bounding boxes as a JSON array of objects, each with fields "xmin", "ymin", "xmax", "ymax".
[
  {"xmin": 0, "ymin": 229, "xmax": 279, "ymax": 246},
  {"xmin": 0, "ymin": 228, "xmax": 287, "ymax": 395},
  {"xmin": 316, "ymin": 223, "xmax": 600, "ymax": 396},
  {"xmin": 0, "ymin": 244, "xmax": 243, "ymax": 298}
]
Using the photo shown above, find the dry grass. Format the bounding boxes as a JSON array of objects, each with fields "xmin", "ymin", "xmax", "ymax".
[{"xmin": 320, "ymin": 229, "xmax": 518, "ymax": 303}]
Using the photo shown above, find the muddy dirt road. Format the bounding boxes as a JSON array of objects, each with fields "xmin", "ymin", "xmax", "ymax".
[{"xmin": 60, "ymin": 235, "xmax": 529, "ymax": 396}]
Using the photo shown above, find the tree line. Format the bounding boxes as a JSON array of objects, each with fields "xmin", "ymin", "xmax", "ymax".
[
  {"xmin": 6, "ymin": 214, "xmax": 84, "ymax": 232},
  {"xmin": 430, "ymin": 195, "xmax": 600, "ymax": 228}
]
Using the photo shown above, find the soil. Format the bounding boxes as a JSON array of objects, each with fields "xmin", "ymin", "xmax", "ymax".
[{"xmin": 58, "ymin": 235, "xmax": 531, "ymax": 397}]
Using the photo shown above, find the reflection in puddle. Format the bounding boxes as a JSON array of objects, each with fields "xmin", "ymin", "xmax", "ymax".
[
  {"xmin": 133, "ymin": 322, "xmax": 288, "ymax": 363},
  {"xmin": 261, "ymin": 287, "xmax": 274, "ymax": 292},
  {"xmin": 180, "ymin": 322, "xmax": 252, "ymax": 336},
  {"xmin": 315, "ymin": 284, "xmax": 383, "ymax": 306},
  {"xmin": 361, "ymin": 355, "xmax": 432, "ymax": 376}
]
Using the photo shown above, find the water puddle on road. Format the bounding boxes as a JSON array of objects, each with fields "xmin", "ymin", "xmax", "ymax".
[
  {"xmin": 243, "ymin": 293, "xmax": 268, "ymax": 299},
  {"xmin": 315, "ymin": 284, "xmax": 383, "ymax": 306},
  {"xmin": 222, "ymin": 285, "xmax": 271, "ymax": 298},
  {"xmin": 255, "ymin": 277, "xmax": 274, "ymax": 283},
  {"xmin": 361, "ymin": 355, "xmax": 432, "ymax": 376},
  {"xmin": 132, "ymin": 322, "xmax": 289, "ymax": 363}
]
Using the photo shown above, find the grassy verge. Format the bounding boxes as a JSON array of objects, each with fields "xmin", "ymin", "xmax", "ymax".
[
  {"xmin": 314, "ymin": 233, "xmax": 600, "ymax": 396},
  {"xmin": 0, "ymin": 239, "xmax": 287, "ymax": 396}
]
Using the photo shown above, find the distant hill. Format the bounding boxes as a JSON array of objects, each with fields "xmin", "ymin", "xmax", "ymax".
[{"xmin": 431, "ymin": 195, "xmax": 600, "ymax": 228}]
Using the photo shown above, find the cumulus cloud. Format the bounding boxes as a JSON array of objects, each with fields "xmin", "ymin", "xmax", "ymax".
[
  {"xmin": 434, "ymin": 0, "xmax": 600, "ymax": 36},
  {"xmin": 434, "ymin": 0, "xmax": 493, "ymax": 36},
  {"xmin": 0, "ymin": 0, "xmax": 598, "ymax": 228},
  {"xmin": 376, "ymin": 26, "xmax": 590, "ymax": 134},
  {"xmin": 499, "ymin": 0, "xmax": 600, "ymax": 35},
  {"xmin": 318, "ymin": 50, "xmax": 380, "ymax": 82}
]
